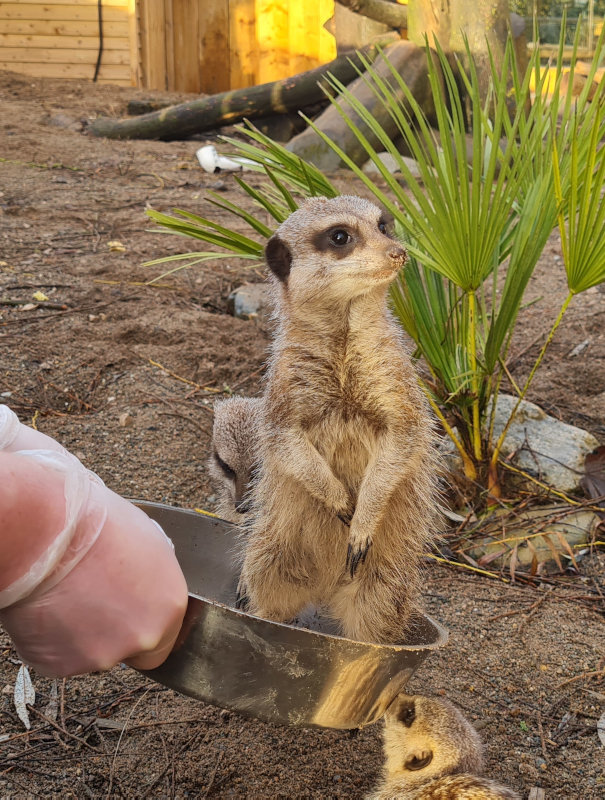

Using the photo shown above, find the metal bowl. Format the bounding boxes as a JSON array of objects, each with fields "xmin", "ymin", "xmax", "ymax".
[{"xmin": 136, "ymin": 501, "xmax": 448, "ymax": 729}]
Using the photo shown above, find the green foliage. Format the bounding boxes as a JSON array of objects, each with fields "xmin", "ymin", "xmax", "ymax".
[{"xmin": 146, "ymin": 22, "xmax": 605, "ymax": 489}]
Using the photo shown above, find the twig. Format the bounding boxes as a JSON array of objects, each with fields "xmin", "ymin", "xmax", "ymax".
[
  {"xmin": 158, "ymin": 411, "xmax": 211, "ymax": 436},
  {"xmin": 0, "ymin": 292, "xmax": 138, "ymax": 327},
  {"xmin": 426, "ymin": 553, "xmax": 509, "ymax": 582},
  {"xmin": 537, "ymin": 708, "xmax": 548, "ymax": 762},
  {"xmin": 139, "ymin": 726, "xmax": 206, "ymax": 799},
  {"xmin": 228, "ymin": 365, "xmax": 265, "ymax": 392},
  {"xmin": 0, "ymin": 298, "xmax": 68, "ymax": 310},
  {"xmin": 143, "ymin": 357, "xmax": 221, "ymax": 393},
  {"xmin": 106, "ymin": 686, "xmax": 153, "ymax": 798},
  {"xmin": 26, "ymin": 705, "xmax": 100, "ymax": 752},
  {"xmin": 554, "ymin": 669, "xmax": 605, "ymax": 690},
  {"xmin": 202, "ymin": 750, "xmax": 224, "ymax": 799},
  {"xmin": 517, "ymin": 587, "xmax": 554, "ymax": 633}
]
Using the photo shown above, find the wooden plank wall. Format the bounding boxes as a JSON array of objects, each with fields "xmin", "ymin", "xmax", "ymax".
[
  {"xmin": 138, "ymin": 0, "xmax": 336, "ymax": 94},
  {"xmin": 0, "ymin": 1, "xmax": 335, "ymax": 92},
  {"xmin": 0, "ymin": 0, "xmax": 136, "ymax": 85}
]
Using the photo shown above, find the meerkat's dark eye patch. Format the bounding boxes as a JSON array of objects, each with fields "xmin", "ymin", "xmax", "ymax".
[
  {"xmin": 404, "ymin": 752, "xmax": 433, "ymax": 771},
  {"xmin": 378, "ymin": 212, "xmax": 394, "ymax": 237},
  {"xmin": 265, "ymin": 234, "xmax": 292, "ymax": 282},
  {"xmin": 214, "ymin": 451, "xmax": 236, "ymax": 481},
  {"xmin": 396, "ymin": 698, "xmax": 416, "ymax": 727},
  {"xmin": 312, "ymin": 225, "xmax": 358, "ymax": 258}
]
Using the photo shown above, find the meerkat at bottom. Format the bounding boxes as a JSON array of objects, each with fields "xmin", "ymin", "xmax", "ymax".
[
  {"xmin": 209, "ymin": 396, "xmax": 260, "ymax": 523},
  {"xmin": 368, "ymin": 694, "xmax": 520, "ymax": 799},
  {"xmin": 237, "ymin": 195, "xmax": 440, "ymax": 642}
]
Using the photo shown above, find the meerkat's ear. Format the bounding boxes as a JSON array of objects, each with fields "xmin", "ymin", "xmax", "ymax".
[{"xmin": 265, "ymin": 234, "xmax": 292, "ymax": 282}]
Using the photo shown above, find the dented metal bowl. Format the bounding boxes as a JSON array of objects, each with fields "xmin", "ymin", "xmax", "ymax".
[{"xmin": 135, "ymin": 501, "xmax": 448, "ymax": 729}]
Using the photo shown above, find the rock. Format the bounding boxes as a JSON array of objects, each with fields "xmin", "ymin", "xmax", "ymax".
[
  {"xmin": 491, "ymin": 394, "xmax": 599, "ymax": 493},
  {"xmin": 362, "ymin": 152, "xmax": 423, "ymax": 181},
  {"xmin": 227, "ymin": 282, "xmax": 271, "ymax": 324},
  {"xmin": 48, "ymin": 113, "xmax": 81, "ymax": 131},
  {"xmin": 119, "ymin": 412, "xmax": 134, "ymax": 427},
  {"xmin": 468, "ymin": 505, "xmax": 600, "ymax": 572}
]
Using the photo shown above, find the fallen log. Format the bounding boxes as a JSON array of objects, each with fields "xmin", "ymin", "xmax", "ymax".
[{"xmin": 89, "ymin": 42, "xmax": 391, "ymax": 141}]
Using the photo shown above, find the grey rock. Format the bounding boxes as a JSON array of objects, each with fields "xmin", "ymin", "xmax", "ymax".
[
  {"xmin": 362, "ymin": 152, "xmax": 423, "ymax": 181},
  {"xmin": 440, "ymin": 394, "xmax": 599, "ymax": 493},
  {"xmin": 491, "ymin": 394, "xmax": 599, "ymax": 493},
  {"xmin": 227, "ymin": 282, "xmax": 271, "ymax": 323}
]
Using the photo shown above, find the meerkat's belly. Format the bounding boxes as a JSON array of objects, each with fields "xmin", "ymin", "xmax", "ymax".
[{"xmin": 310, "ymin": 414, "xmax": 378, "ymax": 488}]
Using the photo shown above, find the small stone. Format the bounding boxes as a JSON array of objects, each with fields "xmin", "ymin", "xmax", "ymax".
[
  {"xmin": 119, "ymin": 412, "xmax": 133, "ymax": 427},
  {"xmin": 227, "ymin": 282, "xmax": 271, "ymax": 323}
]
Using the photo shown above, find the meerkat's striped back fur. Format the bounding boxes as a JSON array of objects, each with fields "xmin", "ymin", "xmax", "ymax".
[{"xmin": 237, "ymin": 195, "xmax": 440, "ymax": 642}]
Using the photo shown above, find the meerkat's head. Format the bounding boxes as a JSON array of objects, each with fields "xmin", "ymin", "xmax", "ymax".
[
  {"xmin": 264, "ymin": 196, "xmax": 407, "ymax": 305},
  {"xmin": 209, "ymin": 396, "xmax": 259, "ymax": 516},
  {"xmin": 381, "ymin": 694, "xmax": 484, "ymax": 791}
]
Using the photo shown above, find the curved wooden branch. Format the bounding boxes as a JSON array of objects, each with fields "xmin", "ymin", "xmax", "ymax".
[
  {"xmin": 89, "ymin": 44, "xmax": 387, "ymax": 141},
  {"xmin": 334, "ymin": 0, "xmax": 407, "ymax": 29}
]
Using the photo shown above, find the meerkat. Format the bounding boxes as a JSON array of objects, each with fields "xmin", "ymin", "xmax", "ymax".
[
  {"xmin": 236, "ymin": 195, "xmax": 440, "ymax": 643},
  {"xmin": 209, "ymin": 396, "xmax": 260, "ymax": 523},
  {"xmin": 368, "ymin": 694, "xmax": 520, "ymax": 800}
]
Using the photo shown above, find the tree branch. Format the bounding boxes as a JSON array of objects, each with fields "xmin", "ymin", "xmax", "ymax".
[{"xmin": 334, "ymin": 0, "xmax": 408, "ymax": 29}]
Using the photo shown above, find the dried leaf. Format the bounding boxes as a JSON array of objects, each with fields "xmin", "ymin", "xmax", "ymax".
[
  {"xmin": 14, "ymin": 665, "xmax": 35, "ymax": 730},
  {"xmin": 510, "ymin": 543, "xmax": 519, "ymax": 582},
  {"xmin": 554, "ymin": 531, "xmax": 578, "ymax": 569},
  {"xmin": 477, "ymin": 548, "xmax": 508, "ymax": 567},
  {"xmin": 598, "ymin": 710, "xmax": 605, "ymax": 747},
  {"xmin": 541, "ymin": 533, "xmax": 563, "ymax": 572}
]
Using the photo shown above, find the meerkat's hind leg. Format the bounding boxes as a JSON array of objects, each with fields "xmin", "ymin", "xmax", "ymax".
[{"xmin": 329, "ymin": 568, "xmax": 415, "ymax": 643}]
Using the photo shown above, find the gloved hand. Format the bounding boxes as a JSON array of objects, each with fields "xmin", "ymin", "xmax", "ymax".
[{"xmin": 0, "ymin": 407, "xmax": 189, "ymax": 677}]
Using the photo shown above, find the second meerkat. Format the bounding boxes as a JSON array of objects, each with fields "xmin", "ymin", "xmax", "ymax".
[{"xmin": 237, "ymin": 195, "xmax": 439, "ymax": 642}]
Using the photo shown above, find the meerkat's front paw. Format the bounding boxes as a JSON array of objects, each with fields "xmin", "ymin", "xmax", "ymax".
[{"xmin": 346, "ymin": 529, "xmax": 373, "ymax": 578}]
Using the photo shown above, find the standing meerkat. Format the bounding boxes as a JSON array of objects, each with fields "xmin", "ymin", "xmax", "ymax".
[
  {"xmin": 237, "ymin": 195, "xmax": 440, "ymax": 642},
  {"xmin": 209, "ymin": 396, "xmax": 260, "ymax": 523},
  {"xmin": 368, "ymin": 694, "xmax": 520, "ymax": 799}
]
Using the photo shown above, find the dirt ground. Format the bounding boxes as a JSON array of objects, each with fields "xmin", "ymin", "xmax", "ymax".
[{"xmin": 0, "ymin": 70, "xmax": 604, "ymax": 800}]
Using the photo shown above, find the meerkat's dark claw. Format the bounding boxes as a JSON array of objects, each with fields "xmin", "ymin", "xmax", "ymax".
[
  {"xmin": 235, "ymin": 588, "xmax": 250, "ymax": 611},
  {"xmin": 337, "ymin": 510, "xmax": 353, "ymax": 527},
  {"xmin": 348, "ymin": 540, "xmax": 372, "ymax": 578}
]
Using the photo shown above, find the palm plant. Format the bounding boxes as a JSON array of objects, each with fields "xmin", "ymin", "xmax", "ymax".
[{"xmin": 146, "ymin": 23, "xmax": 605, "ymax": 497}]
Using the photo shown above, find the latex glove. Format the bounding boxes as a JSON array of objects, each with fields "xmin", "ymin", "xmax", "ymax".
[{"xmin": 0, "ymin": 414, "xmax": 189, "ymax": 677}]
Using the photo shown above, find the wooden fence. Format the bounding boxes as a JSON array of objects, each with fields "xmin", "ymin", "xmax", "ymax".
[
  {"xmin": 0, "ymin": 0, "xmax": 136, "ymax": 85},
  {"xmin": 0, "ymin": 0, "xmax": 336, "ymax": 92},
  {"xmin": 138, "ymin": 0, "xmax": 336, "ymax": 93}
]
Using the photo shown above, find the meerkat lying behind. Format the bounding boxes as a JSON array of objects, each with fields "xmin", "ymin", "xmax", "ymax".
[
  {"xmin": 237, "ymin": 195, "xmax": 440, "ymax": 642},
  {"xmin": 368, "ymin": 694, "xmax": 520, "ymax": 800},
  {"xmin": 209, "ymin": 396, "xmax": 260, "ymax": 523}
]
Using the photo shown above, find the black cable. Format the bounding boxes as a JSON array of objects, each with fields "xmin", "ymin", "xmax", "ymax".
[{"xmin": 93, "ymin": 0, "xmax": 104, "ymax": 83}]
